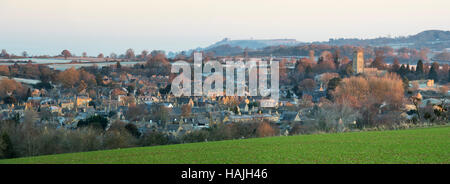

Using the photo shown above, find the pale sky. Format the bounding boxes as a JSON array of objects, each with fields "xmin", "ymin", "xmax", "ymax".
[{"xmin": 1, "ymin": 0, "xmax": 449, "ymax": 56}]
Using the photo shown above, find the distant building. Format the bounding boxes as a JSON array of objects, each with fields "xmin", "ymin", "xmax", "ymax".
[
  {"xmin": 352, "ymin": 49, "xmax": 364, "ymax": 74},
  {"xmin": 363, "ymin": 67, "xmax": 387, "ymax": 76},
  {"xmin": 427, "ymin": 79, "xmax": 434, "ymax": 87},
  {"xmin": 76, "ymin": 96, "xmax": 92, "ymax": 107},
  {"xmin": 352, "ymin": 50, "xmax": 387, "ymax": 76}
]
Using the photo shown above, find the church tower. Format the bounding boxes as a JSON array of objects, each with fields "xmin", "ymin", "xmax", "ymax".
[{"xmin": 352, "ymin": 49, "xmax": 364, "ymax": 74}]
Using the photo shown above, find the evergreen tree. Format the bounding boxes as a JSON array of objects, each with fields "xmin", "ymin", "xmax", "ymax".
[
  {"xmin": 392, "ymin": 58, "xmax": 400, "ymax": 72},
  {"xmin": 77, "ymin": 115, "xmax": 109, "ymax": 130},
  {"xmin": 416, "ymin": 60, "xmax": 424, "ymax": 79},
  {"xmin": 305, "ymin": 65, "xmax": 313, "ymax": 78},
  {"xmin": 428, "ymin": 62, "xmax": 439, "ymax": 82},
  {"xmin": 448, "ymin": 69, "xmax": 450, "ymax": 82},
  {"xmin": 116, "ymin": 61, "xmax": 121, "ymax": 69},
  {"xmin": 326, "ymin": 77, "xmax": 342, "ymax": 100},
  {"xmin": 26, "ymin": 88, "xmax": 31, "ymax": 98},
  {"xmin": 339, "ymin": 64, "xmax": 353, "ymax": 77},
  {"xmin": 333, "ymin": 50, "xmax": 340, "ymax": 68},
  {"xmin": 398, "ymin": 64, "xmax": 406, "ymax": 76}
]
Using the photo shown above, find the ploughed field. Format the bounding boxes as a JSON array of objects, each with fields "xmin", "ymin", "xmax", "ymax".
[{"xmin": 1, "ymin": 126, "xmax": 449, "ymax": 164}]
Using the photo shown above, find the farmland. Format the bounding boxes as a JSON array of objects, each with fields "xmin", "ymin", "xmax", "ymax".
[{"xmin": 1, "ymin": 126, "xmax": 449, "ymax": 164}]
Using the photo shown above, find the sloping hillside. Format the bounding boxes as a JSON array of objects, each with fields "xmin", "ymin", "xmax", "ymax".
[{"xmin": 1, "ymin": 126, "xmax": 449, "ymax": 164}]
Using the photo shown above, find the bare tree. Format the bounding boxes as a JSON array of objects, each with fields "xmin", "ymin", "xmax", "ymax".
[
  {"xmin": 141, "ymin": 50, "xmax": 148, "ymax": 60},
  {"xmin": 1, "ymin": 49, "xmax": 7, "ymax": 57},
  {"xmin": 125, "ymin": 49, "xmax": 135, "ymax": 59},
  {"xmin": 110, "ymin": 53, "xmax": 117, "ymax": 59},
  {"xmin": 181, "ymin": 104, "xmax": 192, "ymax": 117},
  {"xmin": 22, "ymin": 51, "xmax": 28, "ymax": 57}
]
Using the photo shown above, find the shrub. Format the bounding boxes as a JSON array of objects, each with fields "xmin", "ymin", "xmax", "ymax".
[
  {"xmin": 256, "ymin": 122, "xmax": 276, "ymax": 137},
  {"xmin": 182, "ymin": 130, "xmax": 209, "ymax": 143},
  {"xmin": 0, "ymin": 132, "xmax": 16, "ymax": 159},
  {"xmin": 77, "ymin": 115, "xmax": 109, "ymax": 130},
  {"xmin": 125, "ymin": 123, "xmax": 141, "ymax": 138},
  {"xmin": 139, "ymin": 131, "xmax": 169, "ymax": 146}
]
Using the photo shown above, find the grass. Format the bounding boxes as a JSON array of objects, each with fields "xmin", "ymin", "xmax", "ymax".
[{"xmin": 1, "ymin": 126, "xmax": 449, "ymax": 164}]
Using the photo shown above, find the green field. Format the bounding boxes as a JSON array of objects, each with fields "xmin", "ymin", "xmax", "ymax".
[{"xmin": 1, "ymin": 126, "xmax": 449, "ymax": 164}]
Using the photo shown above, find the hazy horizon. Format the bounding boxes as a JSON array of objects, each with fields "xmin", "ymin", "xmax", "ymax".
[{"xmin": 1, "ymin": 0, "xmax": 449, "ymax": 56}]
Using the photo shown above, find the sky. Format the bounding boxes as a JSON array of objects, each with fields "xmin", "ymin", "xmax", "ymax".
[{"xmin": 1, "ymin": 0, "xmax": 449, "ymax": 56}]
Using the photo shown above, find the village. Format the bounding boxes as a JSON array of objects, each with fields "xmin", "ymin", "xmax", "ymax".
[{"xmin": 0, "ymin": 48, "xmax": 448, "ymax": 143}]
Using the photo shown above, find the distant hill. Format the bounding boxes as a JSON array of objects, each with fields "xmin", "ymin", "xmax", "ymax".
[
  {"xmin": 325, "ymin": 30, "xmax": 450, "ymax": 50},
  {"xmin": 206, "ymin": 38, "xmax": 302, "ymax": 50},
  {"xmin": 196, "ymin": 30, "xmax": 450, "ymax": 57},
  {"xmin": 200, "ymin": 38, "xmax": 303, "ymax": 56}
]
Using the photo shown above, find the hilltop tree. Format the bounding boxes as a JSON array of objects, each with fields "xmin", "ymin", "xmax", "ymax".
[
  {"xmin": 97, "ymin": 53, "xmax": 104, "ymax": 58},
  {"xmin": 150, "ymin": 50, "xmax": 165, "ymax": 57},
  {"xmin": 141, "ymin": 50, "xmax": 149, "ymax": 60},
  {"xmin": 110, "ymin": 53, "xmax": 117, "ymax": 59},
  {"xmin": 0, "ymin": 49, "xmax": 10, "ymax": 58},
  {"xmin": 125, "ymin": 48, "xmax": 135, "ymax": 59},
  {"xmin": 0, "ymin": 49, "xmax": 7, "ymax": 57},
  {"xmin": 22, "ymin": 51, "xmax": 28, "ymax": 57},
  {"xmin": 61, "ymin": 50, "xmax": 72, "ymax": 59}
]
